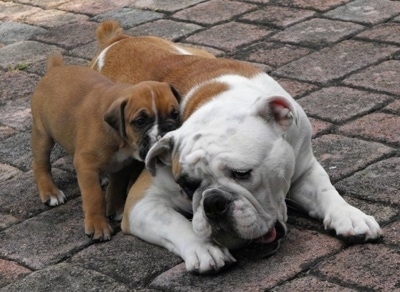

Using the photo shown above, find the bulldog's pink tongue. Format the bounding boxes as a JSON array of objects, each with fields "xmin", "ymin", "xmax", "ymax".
[{"xmin": 255, "ymin": 227, "xmax": 277, "ymax": 244}]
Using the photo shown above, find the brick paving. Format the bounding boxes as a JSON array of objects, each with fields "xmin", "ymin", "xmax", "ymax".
[{"xmin": 0, "ymin": 0, "xmax": 399, "ymax": 291}]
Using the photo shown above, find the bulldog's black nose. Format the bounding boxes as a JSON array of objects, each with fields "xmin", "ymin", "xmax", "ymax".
[{"xmin": 203, "ymin": 191, "xmax": 231, "ymax": 219}]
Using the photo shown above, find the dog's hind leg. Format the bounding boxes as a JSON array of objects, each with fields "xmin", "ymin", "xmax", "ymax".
[{"xmin": 31, "ymin": 126, "xmax": 66, "ymax": 206}]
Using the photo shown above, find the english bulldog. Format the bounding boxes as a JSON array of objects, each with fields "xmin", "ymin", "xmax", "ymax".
[
  {"xmin": 91, "ymin": 21, "xmax": 382, "ymax": 272},
  {"xmin": 31, "ymin": 53, "xmax": 180, "ymax": 241}
]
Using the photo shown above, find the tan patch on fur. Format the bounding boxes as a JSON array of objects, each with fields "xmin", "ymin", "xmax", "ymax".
[
  {"xmin": 121, "ymin": 169, "xmax": 153, "ymax": 232},
  {"xmin": 183, "ymin": 82, "xmax": 229, "ymax": 121},
  {"xmin": 171, "ymin": 151, "xmax": 181, "ymax": 178}
]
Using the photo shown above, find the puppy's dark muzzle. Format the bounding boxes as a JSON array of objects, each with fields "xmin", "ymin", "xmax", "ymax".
[{"xmin": 203, "ymin": 189, "xmax": 232, "ymax": 219}]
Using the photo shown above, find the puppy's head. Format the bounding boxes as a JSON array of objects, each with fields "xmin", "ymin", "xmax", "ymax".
[
  {"xmin": 146, "ymin": 95, "xmax": 296, "ymax": 250},
  {"xmin": 104, "ymin": 81, "xmax": 180, "ymax": 161}
]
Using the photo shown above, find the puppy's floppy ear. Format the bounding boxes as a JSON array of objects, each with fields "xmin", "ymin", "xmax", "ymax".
[
  {"xmin": 169, "ymin": 85, "xmax": 181, "ymax": 103},
  {"xmin": 104, "ymin": 98, "xmax": 127, "ymax": 138},
  {"xmin": 252, "ymin": 96, "xmax": 296, "ymax": 131},
  {"xmin": 145, "ymin": 133, "xmax": 175, "ymax": 176}
]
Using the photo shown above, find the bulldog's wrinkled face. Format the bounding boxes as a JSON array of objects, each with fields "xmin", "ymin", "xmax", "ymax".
[{"xmin": 146, "ymin": 95, "xmax": 296, "ymax": 250}]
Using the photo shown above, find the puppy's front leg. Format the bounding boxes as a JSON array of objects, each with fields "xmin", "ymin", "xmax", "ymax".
[
  {"xmin": 125, "ymin": 192, "xmax": 236, "ymax": 274},
  {"xmin": 74, "ymin": 157, "xmax": 112, "ymax": 241},
  {"xmin": 290, "ymin": 157, "xmax": 382, "ymax": 241}
]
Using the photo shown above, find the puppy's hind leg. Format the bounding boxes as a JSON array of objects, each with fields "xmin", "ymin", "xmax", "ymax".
[{"xmin": 31, "ymin": 127, "xmax": 66, "ymax": 206}]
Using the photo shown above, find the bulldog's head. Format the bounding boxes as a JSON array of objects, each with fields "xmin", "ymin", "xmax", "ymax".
[
  {"xmin": 146, "ymin": 94, "xmax": 296, "ymax": 250},
  {"xmin": 104, "ymin": 81, "xmax": 181, "ymax": 161}
]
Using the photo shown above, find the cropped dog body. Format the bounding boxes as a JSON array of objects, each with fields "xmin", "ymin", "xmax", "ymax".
[
  {"xmin": 31, "ymin": 53, "xmax": 180, "ymax": 241},
  {"xmin": 92, "ymin": 21, "xmax": 382, "ymax": 272}
]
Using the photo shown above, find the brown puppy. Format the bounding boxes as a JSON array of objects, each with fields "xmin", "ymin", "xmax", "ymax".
[
  {"xmin": 90, "ymin": 20, "xmax": 215, "ymax": 85},
  {"xmin": 31, "ymin": 53, "xmax": 180, "ymax": 241}
]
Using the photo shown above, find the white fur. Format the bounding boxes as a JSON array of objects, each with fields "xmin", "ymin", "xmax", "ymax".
[
  {"xmin": 48, "ymin": 190, "xmax": 66, "ymax": 206},
  {"xmin": 148, "ymin": 89, "xmax": 160, "ymax": 144},
  {"xmin": 127, "ymin": 71, "xmax": 382, "ymax": 274},
  {"xmin": 91, "ymin": 41, "xmax": 120, "ymax": 71},
  {"xmin": 173, "ymin": 45, "xmax": 193, "ymax": 55}
]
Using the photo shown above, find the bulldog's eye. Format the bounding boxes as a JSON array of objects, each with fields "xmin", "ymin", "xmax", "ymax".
[
  {"xmin": 231, "ymin": 169, "xmax": 252, "ymax": 180},
  {"xmin": 132, "ymin": 116, "xmax": 148, "ymax": 128},
  {"xmin": 170, "ymin": 110, "xmax": 180, "ymax": 120}
]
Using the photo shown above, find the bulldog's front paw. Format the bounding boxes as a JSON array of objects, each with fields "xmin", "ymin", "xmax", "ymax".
[
  {"xmin": 84, "ymin": 215, "xmax": 113, "ymax": 242},
  {"xmin": 181, "ymin": 240, "xmax": 236, "ymax": 274},
  {"xmin": 324, "ymin": 204, "xmax": 383, "ymax": 241}
]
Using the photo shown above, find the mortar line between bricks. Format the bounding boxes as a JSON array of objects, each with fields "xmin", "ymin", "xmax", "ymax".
[
  {"xmin": 335, "ymin": 83, "xmax": 400, "ymax": 100},
  {"xmin": 353, "ymin": 36, "xmax": 400, "ymax": 47},
  {"xmin": 334, "ymin": 131, "xmax": 400, "ymax": 150},
  {"xmin": 310, "ymin": 263, "xmax": 376, "ymax": 292},
  {"xmin": 270, "ymin": 245, "xmax": 354, "ymax": 291},
  {"xmin": 0, "ymin": 256, "xmax": 34, "ymax": 273},
  {"xmin": 271, "ymin": 52, "xmax": 399, "ymax": 89},
  {"xmin": 303, "ymin": 99, "xmax": 397, "ymax": 126},
  {"xmin": 330, "ymin": 149, "xmax": 398, "ymax": 182}
]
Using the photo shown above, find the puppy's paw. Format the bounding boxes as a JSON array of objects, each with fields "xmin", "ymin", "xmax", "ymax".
[
  {"xmin": 84, "ymin": 216, "xmax": 113, "ymax": 242},
  {"xmin": 324, "ymin": 205, "xmax": 383, "ymax": 242},
  {"xmin": 182, "ymin": 240, "xmax": 236, "ymax": 274},
  {"xmin": 41, "ymin": 190, "xmax": 66, "ymax": 206}
]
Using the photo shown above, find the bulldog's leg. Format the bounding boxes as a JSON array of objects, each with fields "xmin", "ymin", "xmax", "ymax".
[
  {"xmin": 126, "ymin": 193, "xmax": 236, "ymax": 274},
  {"xmin": 31, "ymin": 127, "xmax": 66, "ymax": 206},
  {"xmin": 74, "ymin": 156, "xmax": 112, "ymax": 241},
  {"xmin": 290, "ymin": 157, "xmax": 382, "ymax": 241}
]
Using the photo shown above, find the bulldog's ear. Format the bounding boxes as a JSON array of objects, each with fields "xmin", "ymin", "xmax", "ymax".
[
  {"xmin": 104, "ymin": 98, "xmax": 127, "ymax": 138},
  {"xmin": 252, "ymin": 96, "xmax": 296, "ymax": 131},
  {"xmin": 145, "ymin": 133, "xmax": 175, "ymax": 176}
]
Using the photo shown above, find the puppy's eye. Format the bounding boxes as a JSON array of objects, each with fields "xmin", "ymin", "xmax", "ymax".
[
  {"xmin": 170, "ymin": 110, "xmax": 180, "ymax": 120},
  {"xmin": 231, "ymin": 169, "xmax": 252, "ymax": 180},
  {"xmin": 132, "ymin": 116, "xmax": 148, "ymax": 128}
]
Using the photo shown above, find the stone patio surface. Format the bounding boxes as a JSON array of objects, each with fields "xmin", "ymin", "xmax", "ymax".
[{"xmin": 0, "ymin": 0, "xmax": 399, "ymax": 291}]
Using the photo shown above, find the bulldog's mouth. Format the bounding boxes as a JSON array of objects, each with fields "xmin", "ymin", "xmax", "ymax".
[
  {"xmin": 230, "ymin": 221, "xmax": 286, "ymax": 260},
  {"xmin": 253, "ymin": 220, "xmax": 286, "ymax": 246},
  {"xmin": 211, "ymin": 221, "xmax": 286, "ymax": 252},
  {"xmin": 254, "ymin": 226, "xmax": 277, "ymax": 245}
]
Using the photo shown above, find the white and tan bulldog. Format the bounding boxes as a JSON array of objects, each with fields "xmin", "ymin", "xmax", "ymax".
[
  {"xmin": 31, "ymin": 53, "xmax": 180, "ymax": 241},
  {"xmin": 91, "ymin": 21, "xmax": 382, "ymax": 273}
]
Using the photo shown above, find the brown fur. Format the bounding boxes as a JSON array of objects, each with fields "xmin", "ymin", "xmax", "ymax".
[
  {"xmin": 91, "ymin": 21, "xmax": 260, "ymax": 119},
  {"xmin": 91, "ymin": 21, "xmax": 263, "ymax": 230},
  {"xmin": 31, "ymin": 53, "xmax": 179, "ymax": 241},
  {"xmin": 183, "ymin": 81, "xmax": 229, "ymax": 120},
  {"xmin": 121, "ymin": 169, "xmax": 153, "ymax": 233}
]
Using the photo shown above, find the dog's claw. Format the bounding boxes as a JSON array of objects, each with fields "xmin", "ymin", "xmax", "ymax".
[
  {"xmin": 85, "ymin": 217, "xmax": 113, "ymax": 242},
  {"xmin": 43, "ymin": 190, "xmax": 66, "ymax": 206}
]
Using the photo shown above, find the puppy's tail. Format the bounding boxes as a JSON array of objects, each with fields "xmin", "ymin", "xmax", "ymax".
[
  {"xmin": 96, "ymin": 20, "xmax": 124, "ymax": 49},
  {"xmin": 46, "ymin": 52, "xmax": 64, "ymax": 72}
]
